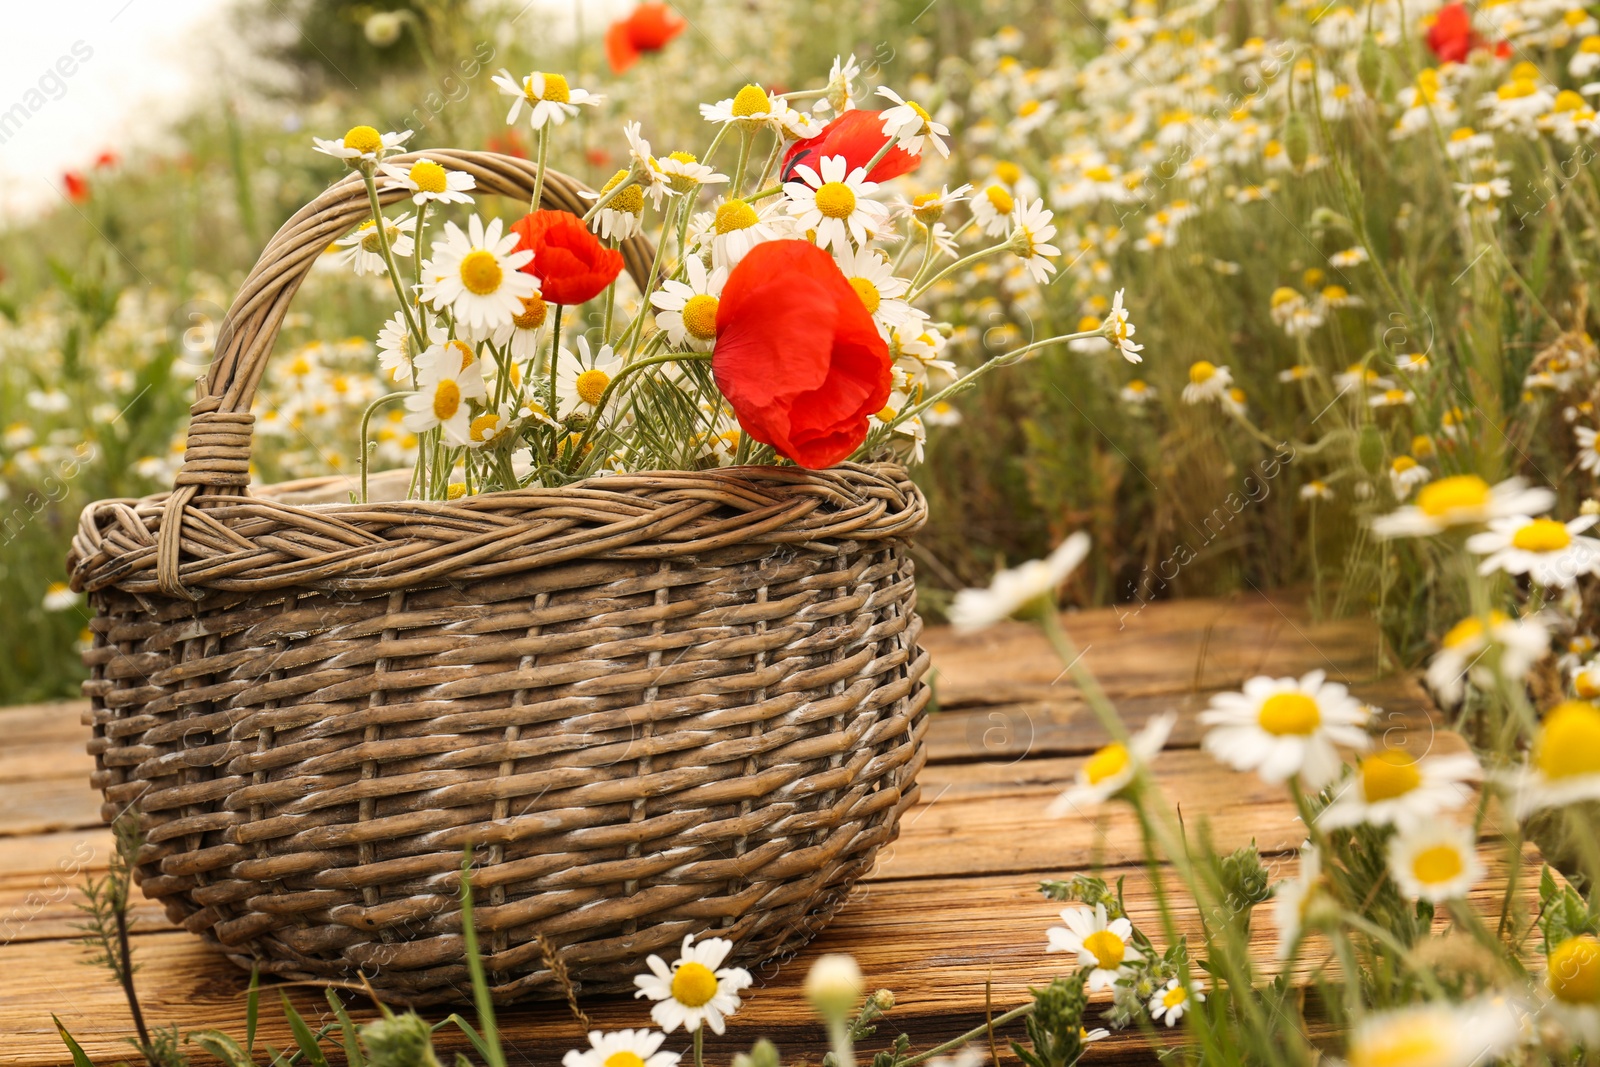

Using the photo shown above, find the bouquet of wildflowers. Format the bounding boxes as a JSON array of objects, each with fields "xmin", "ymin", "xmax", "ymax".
[{"xmin": 308, "ymin": 55, "xmax": 1139, "ymax": 501}]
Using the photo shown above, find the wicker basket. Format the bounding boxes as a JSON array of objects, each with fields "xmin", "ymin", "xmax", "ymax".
[{"xmin": 66, "ymin": 151, "xmax": 932, "ymax": 1006}]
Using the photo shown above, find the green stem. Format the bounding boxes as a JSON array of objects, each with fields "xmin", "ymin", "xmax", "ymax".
[
  {"xmin": 360, "ymin": 167, "xmax": 426, "ymax": 352},
  {"xmin": 899, "ymin": 1004, "xmax": 1034, "ymax": 1067},
  {"xmin": 358, "ymin": 392, "xmax": 415, "ymax": 503},
  {"xmin": 531, "ymin": 124, "xmax": 551, "ymax": 213},
  {"xmin": 548, "ymin": 304, "xmax": 565, "ymax": 420},
  {"xmin": 458, "ymin": 851, "xmax": 506, "ymax": 1067},
  {"xmin": 907, "ymin": 243, "xmax": 1008, "ymax": 301}
]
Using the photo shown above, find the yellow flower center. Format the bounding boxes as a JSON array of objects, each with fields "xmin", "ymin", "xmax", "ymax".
[
  {"xmin": 849, "ymin": 277, "xmax": 881, "ymax": 314},
  {"xmin": 531, "ymin": 72, "xmax": 570, "ymax": 103},
  {"xmin": 1257, "ymin": 692, "xmax": 1321, "ymax": 736},
  {"xmin": 1583, "ymin": 34, "xmax": 1600, "ymax": 52},
  {"xmin": 814, "ymin": 181, "xmax": 857, "ymax": 219},
  {"xmin": 1440, "ymin": 611, "xmax": 1507, "ymax": 649},
  {"xmin": 995, "ymin": 160, "xmax": 1022, "ymax": 185},
  {"xmin": 1416, "ymin": 475, "xmax": 1491, "ymax": 518},
  {"xmin": 1083, "ymin": 742, "xmax": 1131, "ymax": 786},
  {"xmin": 1271, "ymin": 286, "xmax": 1301, "ymax": 308},
  {"xmin": 470, "ymin": 413, "xmax": 502, "ymax": 442},
  {"xmin": 604, "ymin": 1054, "xmax": 645, "ymax": 1067},
  {"xmin": 1019, "ymin": 99, "xmax": 1041, "ymax": 117},
  {"xmin": 1360, "ymin": 749, "xmax": 1422, "ymax": 802},
  {"xmin": 459, "ymin": 250, "xmax": 504, "ymax": 295},
  {"xmin": 447, "ymin": 482, "xmax": 468, "ymax": 500},
  {"xmin": 342, "ymin": 125, "xmax": 382, "ymax": 154},
  {"xmin": 514, "ymin": 297, "xmax": 549, "ymax": 330},
  {"xmin": 361, "ymin": 225, "xmax": 395, "ymax": 254},
  {"xmin": 732, "ymin": 84, "xmax": 771, "ymax": 117},
  {"xmin": 1410, "ymin": 844, "xmax": 1464, "ymax": 886},
  {"xmin": 1382, "ymin": 388, "xmax": 1408, "ymax": 404},
  {"xmin": 449, "ymin": 340, "xmax": 475, "ymax": 370},
  {"xmin": 1084, "ymin": 165, "xmax": 1115, "ymax": 182},
  {"xmin": 1350, "ymin": 1024, "xmax": 1450, "ymax": 1067},
  {"xmin": 1189, "ymin": 360, "xmax": 1217, "ymax": 384},
  {"xmin": 1162, "ymin": 985, "xmax": 1188, "ymax": 1009},
  {"xmin": 1078, "ymin": 315, "xmax": 1102, "ymax": 332},
  {"xmin": 682, "ymin": 294, "xmax": 720, "ymax": 340},
  {"xmin": 1082, "ymin": 930, "xmax": 1126, "ymax": 970},
  {"xmin": 1499, "ymin": 77, "xmax": 1539, "ymax": 100},
  {"xmin": 1534, "ymin": 701, "xmax": 1600, "ymax": 780},
  {"xmin": 1556, "ymin": 89, "xmax": 1587, "ymax": 113},
  {"xmin": 715, "ymin": 198, "xmax": 759, "ymax": 233},
  {"xmin": 575, "ymin": 368, "xmax": 611, "ymax": 406},
  {"xmin": 907, "ymin": 99, "xmax": 932, "ymax": 129},
  {"xmin": 410, "ymin": 160, "xmax": 449, "ymax": 193},
  {"xmin": 1549, "ymin": 936, "xmax": 1600, "ymax": 1004},
  {"xmin": 671, "ymin": 961, "xmax": 720, "ymax": 1007},
  {"xmin": 432, "ymin": 379, "xmax": 462, "ymax": 421},
  {"xmin": 601, "ymin": 170, "xmax": 645, "ymax": 215},
  {"xmin": 1511, "ymin": 518, "xmax": 1572, "ymax": 553},
  {"xmin": 984, "ymin": 185, "xmax": 1015, "ymax": 213},
  {"xmin": 1578, "ymin": 671, "xmax": 1600, "ymax": 699},
  {"xmin": 1392, "ymin": 456, "xmax": 1418, "ymax": 473}
]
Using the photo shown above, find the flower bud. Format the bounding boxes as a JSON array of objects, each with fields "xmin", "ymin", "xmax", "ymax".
[
  {"xmin": 1283, "ymin": 111, "xmax": 1310, "ymax": 170},
  {"xmin": 1357, "ymin": 33, "xmax": 1384, "ymax": 98},
  {"xmin": 1358, "ymin": 423, "xmax": 1385, "ymax": 475},
  {"xmin": 805, "ymin": 953, "xmax": 865, "ymax": 1018},
  {"xmin": 872, "ymin": 988, "xmax": 896, "ymax": 1010},
  {"xmin": 364, "ymin": 12, "xmax": 405, "ymax": 48},
  {"xmin": 360, "ymin": 1013, "xmax": 441, "ymax": 1067}
]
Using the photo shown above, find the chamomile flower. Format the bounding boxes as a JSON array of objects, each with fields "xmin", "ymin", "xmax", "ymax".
[
  {"xmin": 1575, "ymin": 425, "xmax": 1600, "ymax": 472},
  {"xmin": 333, "ymin": 214, "xmax": 416, "ymax": 276},
  {"xmin": 948, "ymin": 531, "xmax": 1090, "ymax": 631},
  {"xmin": 1504, "ymin": 700, "xmax": 1600, "ymax": 816},
  {"xmin": 419, "ymin": 215, "xmax": 538, "ymax": 333},
  {"xmin": 1388, "ymin": 456, "xmax": 1431, "ymax": 498},
  {"xmin": 493, "ymin": 70, "xmax": 602, "ymax": 129},
  {"xmin": 1008, "ymin": 199, "xmax": 1060, "ymax": 283},
  {"xmin": 1120, "ymin": 379, "xmax": 1155, "ymax": 404},
  {"xmin": 1345, "ymin": 1001, "xmax": 1520, "ymax": 1067},
  {"xmin": 655, "ymin": 152, "xmax": 729, "ymax": 195},
  {"xmin": 814, "ymin": 54, "xmax": 861, "ymax": 114},
  {"xmin": 379, "ymin": 158, "xmax": 476, "ymax": 205},
  {"xmin": 1182, "ymin": 360, "xmax": 1232, "ymax": 403},
  {"xmin": 1318, "ymin": 748, "xmax": 1482, "ymax": 831},
  {"xmin": 833, "ymin": 245, "xmax": 915, "ymax": 330},
  {"xmin": 1425, "ymin": 611, "xmax": 1550, "ymax": 706},
  {"xmin": 376, "ymin": 312, "xmax": 445, "ymax": 384},
  {"xmin": 465, "ymin": 405, "xmax": 516, "ymax": 449},
  {"xmin": 1149, "ymin": 979, "xmax": 1204, "ymax": 1026},
  {"xmin": 1269, "ymin": 287, "xmax": 1324, "ymax": 337},
  {"xmin": 585, "ymin": 170, "xmax": 648, "ymax": 241},
  {"xmin": 563, "ymin": 1030, "xmax": 678, "ymax": 1067},
  {"xmin": 784, "ymin": 155, "xmax": 889, "ymax": 252},
  {"xmin": 1046, "ymin": 712, "xmax": 1175, "ymax": 814},
  {"xmin": 969, "ymin": 184, "xmax": 1018, "ymax": 237},
  {"xmin": 312, "ymin": 125, "xmax": 412, "ymax": 164},
  {"xmin": 1369, "ymin": 387, "xmax": 1415, "ymax": 408},
  {"xmin": 1101, "ymin": 288, "xmax": 1143, "ymax": 363},
  {"xmin": 1544, "ymin": 934, "xmax": 1600, "ymax": 1043},
  {"xmin": 1272, "ymin": 843, "xmax": 1327, "ymax": 958},
  {"xmin": 633, "ymin": 933, "xmax": 753, "ymax": 1035},
  {"xmin": 42, "ymin": 582, "xmax": 79, "ymax": 611},
  {"xmin": 492, "ymin": 295, "xmax": 551, "ymax": 364},
  {"xmin": 556, "ymin": 337, "xmax": 624, "ymax": 415},
  {"xmin": 700, "ymin": 84, "xmax": 783, "ymax": 129},
  {"xmin": 624, "ymin": 121, "xmax": 676, "ymax": 209},
  {"xmin": 1199, "ymin": 670, "xmax": 1371, "ymax": 788},
  {"xmin": 1300, "ymin": 479, "xmax": 1334, "ymax": 501},
  {"xmin": 403, "ymin": 343, "xmax": 487, "ymax": 444},
  {"xmin": 1387, "ymin": 822, "xmax": 1484, "ymax": 902},
  {"xmin": 897, "ymin": 184, "xmax": 972, "ymax": 224},
  {"xmin": 699, "ymin": 197, "xmax": 786, "ymax": 270},
  {"xmin": 1046, "ymin": 903, "xmax": 1142, "ymax": 991},
  {"xmin": 1455, "ymin": 178, "xmax": 1513, "ymax": 210},
  {"xmin": 1467, "ymin": 514, "xmax": 1600, "ymax": 587},
  {"xmin": 877, "ymin": 86, "xmax": 951, "ymax": 157},
  {"xmin": 1372, "ymin": 476, "xmax": 1556, "ymax": 537},
  {"xmin": 1328, "ymin": 245, "xmax": 1369, "ymax": 267},
  {"xmin": 651, "ymin": 256, "xmax": 727, "ymax": 351}
]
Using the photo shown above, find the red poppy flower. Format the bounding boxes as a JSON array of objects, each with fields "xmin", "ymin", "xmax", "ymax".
[
  {"xmin": 712, "ymin": 240, "xmax": 893, "ymax": 469},
  {"xmin": 93, "ymin": 150, "xmax": 119, "ymax": 169},
  {"xmin": 781, "ymin": 109, "xmax": 921, "ymax": 186},
  {"xmin": 62, "ymin": 171, "xmax": 89, "ymax": 204},
  {"xmin": 606, "ymin": 3, "xmax": 687, "ymax": 73},
  {"xmin": 1426, "ymin": 3, "xmax": 1480, "ymax": 62},
  {"xmin": 511, "ymin": 209, "xmax": 625, "ymax": 307}
]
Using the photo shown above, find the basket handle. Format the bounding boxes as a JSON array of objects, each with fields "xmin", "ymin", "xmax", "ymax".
[{"xmin": 155, "ymin": 150, "xmax": 656, "ymax": 600}]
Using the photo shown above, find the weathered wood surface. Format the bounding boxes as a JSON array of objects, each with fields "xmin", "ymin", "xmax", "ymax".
[{"xmin": 0, "ymin": 592, "xmax": 1514, "ymax": 1064}]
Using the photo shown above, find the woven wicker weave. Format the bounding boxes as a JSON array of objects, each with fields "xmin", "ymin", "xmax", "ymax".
[{"xmin": 66, "ymin": 152, "xmax": 931, "ymax": 1005}]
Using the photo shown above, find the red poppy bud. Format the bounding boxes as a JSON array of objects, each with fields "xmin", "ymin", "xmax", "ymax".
[
  {"xmin": 782, "ymin": 109, "xmax": 921, "ymax": 186},
  {"xmin": 1426, "ymin": 3, "xmax": 1479, "ymax": 62},
  {"xmin": 712, "ymin": 240, "xmax": 893, "ymax": 470},
  {"xmin": 62, "ymin": 171, "xmax": 89, "ymax": 204},
  {"xmin": 511, "ymin": 209, "xmax": 624, "ymax": 307},
  {"xmin": 606, "ymin": 3, "xmax": 687, "ymax": 73}
]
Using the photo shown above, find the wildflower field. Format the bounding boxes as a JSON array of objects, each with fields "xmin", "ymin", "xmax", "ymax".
[{"xmin": 6, "ymin": 0, "xmax": 1600, "ymax": 1063}]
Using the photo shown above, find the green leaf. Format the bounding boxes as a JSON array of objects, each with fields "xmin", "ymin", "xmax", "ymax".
[
  {"xmin": 189, "ymin": 1029, "xmax": 256, "ymax": 1067},
  {"xmin": 327, "ymin": 990, "xmax": 365, "ymax": 1067},
  {"xmin": 53, "ymin": 1016, "xmax": 95, "ymax": 1067},
  {"xmin": 280, "ymin": 993, "xmax": 331, "ymax": 1067},
  {"xmin": 247, "ymin": 970, "xmax": 261, "ymax": 1054}
]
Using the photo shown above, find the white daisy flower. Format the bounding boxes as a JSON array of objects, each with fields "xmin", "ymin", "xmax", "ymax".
[
  {"xmin": 1467, "ymin": 514, "xmax": 1600, "ymax": 588},
  {"xmin": 556, "ymin": 337, "xmax": 624, "ymax": 415},
  {"xmin": 1272, "ymin": 843, "xmax": 1325, "ymax": 959},
  {"xmin": 877, "ymin": 86, "xmax": 951, "ymax": 157},
  {"xmin": 633, "ymin": 933, "xmax": 753, "ymax": 1035},
  {"xmin": 419, "ymin": 215, "xmax": 538, "ymax": 334},
  {"xmin": 1182, "ymin": 361, "xmax": 1232, "ymax": 404},
  {"xmin": 698, "ymin": 197, "xmax": 787, "ymax": 271},
  {"xmin": 620, "ymin": 121, "xmax": 675, "ymax": 209},
  {"xmin": 1394, "ymin": 353, "xmax": 1432, "ymax": 374},
  {"xmin": 491, "ymin": 295, "xmax": 551, "ymax": 365},
  {"xmin": 333, "ymin": 214, "xmax": 416, "ymax": 276},
  {"xmin": 1046, "ymin": 712, "xmax": 1175, "ymax": 815},
  {"xmin": 1345, "ymin": 1001, "xmax": 1520, "ymax": 1067},
  {"xmin": 948, "ymin": 531, "xmax": 1091, "ymax": 631},
  {"xmin": 1455, "ymin": 178, "xmax": 1512, "ymax": 210},
  {"xmin": 376, "ymin": 312, "xmax": 445, "ymax": 384},
  {"xmin": 1046, "ymin": 903, "xmax": 1142, "ymax": 991},
  {"xmin": 562, "ymin": 1030, "xmax": 678, "ymax": 1067},
  {"xmin": 1576, "ymin": 426, "xmax": 1600, "ymax": 473},
  {"xmin": 493, "ymin": 69, "xmax": 602, "ymax": 130},
  {"xmin": 1388, "ymin": 456, "xmax": 1431, "ymax": 498},
  {"xmin": 1300, "ymin": 480, "xmax": 1334, "ymax": 501},
  {"xmin": 1318, "ymin": 748, "xmax": 1482, "ymax": 831},
  {"xmin": 312, "ymin": 125, "xmax": 412, "ymax": 164},
  {"xmin": 925, "ymin": 400, "xmax": 963, "ymax": 426},
  {"xmin": 584, "ymin": 170, "xmax": 648, "ymax": 242},
  {"xmin": 833, "ymin": 245, "xmax": 915, "ymax": 331},
  {"xmin": 1008, "ymin": 198, "xmax": 1060, "ymax": 284},
  {"xmin": 1328, "ymin": 246, "xmax": 1369, "ymax": 267},
  {"xmin": 1504, "ymin": 699, "xmax": 1600, "ymax": 817},
  {"xmin": 43, "ymin": 581, "xmax": 80, "ymax": 612},
  {"xmin": 1149, "ymin": 979, "xmax": 1204, "ymax": 1026},
  {"xmin": 26, "ymin": 389, "xmax": 69, "ymax": 413},
  {"xmin": 379, "ymin": 158, "xmax": 476, "ymax": 205},
  {"xmin": 1331, "ymin": 363, "xmax": 1394, "ymax": 392},
  {"xmin": 767, "ymin": 95, "xmax": 823, "ymax": 140},
  {"xmin": 1425, "ymin": 611, "xmax": 1550, "ymax": 706},
  {"xmin": 1102, "ymin": 288, "xmax": 1143, "ymax": 363},
  {"xmin": 464, "ymin": 405, "xmax": 516, "ymax": 450},
  {"xmin": 655, "ymin": 151, "xmax": 729, "ymax": 195},
  {"xmin": 814, "ymin": 54, "xmax": 862, "ymax": 114},
  {"xmin": 1371, "ymin": 475, "xmax": 1556, "ymax": 538},
  {"xmin": 403, "ymin": 342, "xmax": 487, "ymax": 444},
  {"xmin": 1198, "ymin": 670, "xmax": 1371, "ymax": 788},
  {"xmin": 1388, "ymin": 822, "xmax": 1484, "ymax": 903},
  {"xmin": 1368, "ymin": 387, "xmax": 1415, "ymax": 408},
  {"xmin": 651, "ymin": 256, "xmax": 726, "ymax": 352},
  {"xmin": 969, "ymin": 184, "xmax": 1019, "ymax": 237},
  {"xmin": 784, "ymin": 155, "xmax": 889, "ymax": 253},
  {"xmin": 896, "ymin": 184, "xmax": 972, "ymax": 224},
  {"xmin": 700, "ymin": 84, "xmax": 783, "ymax": 129},
  {"xmin": 1544, "ymin": 934, "xmax": 1600, "ymax": 1043},
  {"xmin": 1120, "ymin": 379, "xmax": 1155, "ymax": 405}
]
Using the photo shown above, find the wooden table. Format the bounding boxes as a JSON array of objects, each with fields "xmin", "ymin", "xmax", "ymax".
[{"xmin": 0, "ymin": 592, "xmax": 1505, "ymax": 1064}]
